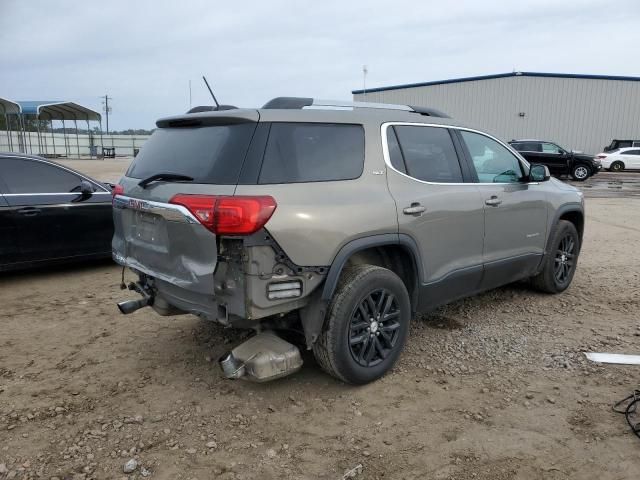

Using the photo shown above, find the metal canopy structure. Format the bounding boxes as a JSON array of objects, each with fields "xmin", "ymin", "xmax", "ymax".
[
  {"xmin": 0, "ymin": 97, "xmax": 21, "ymax": 114},
  {"xmin": 0, "ymin": 97, "xmax": 21, "ymax": 151},
  {"xmin": 17, "ymin": 101, "xmax": 101, "ymax": 121},
  {"xmin": 4, "ymin": 100, "xmax": 103, "ymax": 157}
]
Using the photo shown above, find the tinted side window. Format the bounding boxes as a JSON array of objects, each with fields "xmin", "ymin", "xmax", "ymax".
[
  {"xmin": 259, "ymin": 123, "xmax": 364, "ymax": 184},
  {"xmin": 625, "ymin": 150, "xmax": 640, "ymax": 155},
  {"xmin": 460, "ymin": 131, "xmax": 524, "ymax": 183},
  {"xmin": 393, "ymin": 126, "xmax": 463, "ymax": 183},
  {"xmin": 386, "ymin": 127, "xmax": 406, "ymax": 174},
  {"xmin": 618, "ymin": 141, "xmax": 632, "ymax": 148},
  {"xmin": 513, "ymin": 142, "xmax": 541, "ymax": 152},
  {"xmin": 0, "ymin": 158, "xmax": 83, "ymax": 193},
  {"xmin": 541, "ymin": 143, "xmax": 562, "ymax": 154}
]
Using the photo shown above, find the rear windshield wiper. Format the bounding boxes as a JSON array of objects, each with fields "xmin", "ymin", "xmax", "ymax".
[{"xmin": 138, "ymin": 173, "xmax": 195, "ymax": 188}]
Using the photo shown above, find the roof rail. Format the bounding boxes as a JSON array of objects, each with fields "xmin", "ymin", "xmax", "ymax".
[{"xmin": 261, "ymin": 97, "xmax": 449, "ymax": 117}]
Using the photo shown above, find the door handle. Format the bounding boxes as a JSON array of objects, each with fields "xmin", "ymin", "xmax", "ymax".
[
  {"xmin": 485, "ymin": 196, "xmax": 502, "ymax": 207},
  {"xmin": 403, "ymin": 203, "xmax": 426, "ymax": 215},
  {"xmin": 17, "ymin": 207, "xmax": 42, "ymax": 217}
]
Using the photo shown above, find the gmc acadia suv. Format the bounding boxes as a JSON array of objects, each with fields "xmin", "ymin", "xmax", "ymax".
[{"xmin": 112, "ymin": 97, "xmax": 585, "ymax": 384}]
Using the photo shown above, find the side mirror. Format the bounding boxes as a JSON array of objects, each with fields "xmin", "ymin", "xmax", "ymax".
[
  {"xmin": 80, "ymin": 180, "xmax": 94, "ymax": 197},
  {"xmin": 529, "ymin": 164, "xmax": 550, "ymax": 182}
]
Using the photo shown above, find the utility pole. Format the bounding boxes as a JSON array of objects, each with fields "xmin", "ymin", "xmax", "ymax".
[
  {"xmin": 362, "ymin": 65, "xmax": 368, "ymax": 100},
  {"xmin": 101, "ymin": 95, "xmax": 112, "ymax": 134}
]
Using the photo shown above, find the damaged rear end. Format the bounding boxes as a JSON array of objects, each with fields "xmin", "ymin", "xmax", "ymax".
[
  {"xmin": 111, "ymin": 109, "xmax": 324, "ymax": 381},
  {"xmin": 112, "ymin": 109, "xmax": 261, "ymax": 320}
]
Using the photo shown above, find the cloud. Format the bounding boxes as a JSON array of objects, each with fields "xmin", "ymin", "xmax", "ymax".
[{"xmin": 0, "ymin": 0, "xmax": 637, "ymax": 129}]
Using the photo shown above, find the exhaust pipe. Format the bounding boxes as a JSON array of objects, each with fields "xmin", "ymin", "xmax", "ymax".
[
  {"xmin": 117, "ymin": 297, "xmax": 151, "ymax": 314},
  {"xmin": 117, "ymin": 280, "xmax": 153, "ymax": 314},
  {"xmin": 219, "ymin": 331, "xmax": 303, "ymax": 382}
]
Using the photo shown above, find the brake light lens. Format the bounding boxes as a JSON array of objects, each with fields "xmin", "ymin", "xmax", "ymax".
[
  {"xmin": 112, "ymin": 184, "xmax": 124, "ymax": 203},
  {"xmin": 595, "ymin": 155, "xmax": 607, "ymax": 159},
  {"xmin": 169, "ymin": 194, "xmax": 277, "ymax": 235}
]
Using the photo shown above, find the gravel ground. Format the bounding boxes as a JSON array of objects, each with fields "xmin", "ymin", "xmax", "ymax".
[{"xmin": 1, "ymin": 163, "xmax": 640, "ymax": 479}]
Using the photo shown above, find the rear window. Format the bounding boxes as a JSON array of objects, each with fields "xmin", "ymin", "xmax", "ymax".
[
  {"xmin": 126, "ymin": 124, "xmax": 256, "ymax": 184},
  {"xmin": 258, "ymin": 123, "xmax": 364, "ymax": 184}
]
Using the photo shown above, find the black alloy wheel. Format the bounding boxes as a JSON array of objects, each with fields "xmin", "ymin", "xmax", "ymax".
[
  {"xmin": 554, "ymin": 234, "xmax": 576, "ymax": 284},
  {"xmin": 348, "ymin": 289, "xmax": 402, "ymax": 368}
]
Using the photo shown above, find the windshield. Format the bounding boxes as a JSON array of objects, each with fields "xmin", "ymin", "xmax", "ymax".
[{"xmin": 126, "ymin": 124, "xmax": 257, "ymax": 184}]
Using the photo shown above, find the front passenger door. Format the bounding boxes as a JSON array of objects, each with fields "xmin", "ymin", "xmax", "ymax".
[
  {"xmin": 0, "ymin": 157, "xmax": 110, "ymax": 266},
  {"xmin": 457, "ymin": 131, "xmax": 548, "ymax": 290},
  {"xmin": 540, "ymin": 142, "xmax": 570, "ymax": 175}
]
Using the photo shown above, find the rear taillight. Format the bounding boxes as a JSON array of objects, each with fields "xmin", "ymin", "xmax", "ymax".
[
  {"xmin": 169, "ymin": 194, "xmax": 277, "ymax": 235},
  {"xmin": 112, "ymin": 184, "xmax": 124, "ymax": 203},
  {"xmin": 596, "ymin": 155, "xmax": 607, "ymax": 159}
]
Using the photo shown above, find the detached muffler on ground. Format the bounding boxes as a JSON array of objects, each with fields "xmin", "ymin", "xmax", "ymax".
[{"xmin": 219, "ymin": 331, "xmax": 303, "ymax": 382}]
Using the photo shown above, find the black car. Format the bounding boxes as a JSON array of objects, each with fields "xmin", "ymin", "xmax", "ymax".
[
  {"xmin": 0, "ymin": 153, "xmax": 114, "ymax": 272},
  {"xmin": 509, "ymin": 139, "xmax": 601, "ymax": 181},
  {"xmin": 603, "ymin": 139, "xmax": 640, "ymax": 152}
]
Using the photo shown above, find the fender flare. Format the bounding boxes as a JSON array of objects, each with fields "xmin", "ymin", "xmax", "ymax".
[
  {"xmin": 300, "ymin": 233, "xmax": 424, "ymax": 348},
  {"xmin": 542, "ymin": 202, "xmax": 584, "ymax": 263},
  {"xmin": 320, "ymin": 233, "xmax": 424, "ymax": 301}
]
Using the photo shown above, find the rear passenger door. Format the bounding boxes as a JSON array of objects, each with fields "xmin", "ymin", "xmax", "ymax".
[
  {"xmin": 621, "ymin": 149, "xmax": 640, "ymax": 168},
  {"xmin": 456, "ymin": 130, "xmax": 548, "ymax": 290},
  {"xmin": 0, "ymin": 179, "xmax": 17, "ymax": 269},
  {"xmin": 383, "ymin": 123, "xmax": 486, "ymax": 310}
]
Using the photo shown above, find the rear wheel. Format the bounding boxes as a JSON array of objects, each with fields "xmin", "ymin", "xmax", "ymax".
[
  {"xmin": 609, "ymin": 161, "xmax": 625, "ymax": 172},
  {"xmin": 571, "ymin": 164, "xmax": 590, "ymax": 181},
  {"xmin": 313, "ymin": 265, "xmax": 411, "ymax": 384},
  {"xmin": 531, "ymin": 220, "xmax": 580, "ymax": 293}
]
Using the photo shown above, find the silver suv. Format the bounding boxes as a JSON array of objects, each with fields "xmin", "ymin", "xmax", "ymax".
[{"xmin": 112, "ymin": 97, "xmax": 585, "ymax": 384}]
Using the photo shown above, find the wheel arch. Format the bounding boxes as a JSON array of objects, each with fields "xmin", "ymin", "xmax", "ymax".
[
  {"xmin": 299, "ymin": 234, "xmax": 423, "ymax": 348},
  {"xmin": 548, "ymin": 203, "xmax": 585, "ymax": 250},
  {"xmin": 320, "ymin": 234, "xmax": 423, "ymax": 308}
]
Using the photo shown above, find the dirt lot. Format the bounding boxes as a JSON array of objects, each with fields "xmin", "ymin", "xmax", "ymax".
[{"xmin": 2, "ymin": 164, "xmax": 640, "ymax": 480}]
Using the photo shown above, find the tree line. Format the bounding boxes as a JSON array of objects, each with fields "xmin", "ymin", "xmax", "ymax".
[{"xmin": 0, "ymin": 116, "xmax": 153, "ymax": 135}]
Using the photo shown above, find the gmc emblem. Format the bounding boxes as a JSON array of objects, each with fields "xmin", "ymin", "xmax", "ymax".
[{"xmin": 128, "ymin": 198, "xmax": 150, "ymax": 210}]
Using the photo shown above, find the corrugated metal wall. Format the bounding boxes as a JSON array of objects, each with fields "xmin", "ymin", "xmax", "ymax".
[{"xmin": 353, "ymin": 75, "xmax": 640, "ymax": 155}]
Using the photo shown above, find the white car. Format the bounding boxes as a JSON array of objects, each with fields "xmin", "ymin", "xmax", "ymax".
[{"xmin": 595, "ymin": 147, "xmax": 640, "ymax": 172}]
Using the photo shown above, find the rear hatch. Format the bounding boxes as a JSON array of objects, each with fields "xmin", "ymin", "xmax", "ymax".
[{"xmin": 112, "ymin": 110, "xmax": 259, "ymax": 295}]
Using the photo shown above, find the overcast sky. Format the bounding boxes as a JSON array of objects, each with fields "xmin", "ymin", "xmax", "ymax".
[{"xmin": 1, "ymin": 0, "xmax": 638, "ymax": 130}]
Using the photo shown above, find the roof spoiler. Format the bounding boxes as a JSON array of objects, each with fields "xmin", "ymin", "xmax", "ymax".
[
  {"xmin": 157, "ymin": 109, "xmax": 259, "ymax": 128},
  {"xmin": 186, "ymin": 105, "xmax": 237, "ymax": 114}
]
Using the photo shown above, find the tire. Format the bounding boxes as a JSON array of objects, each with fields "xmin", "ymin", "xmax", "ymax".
[
  {"xmin": 609, "ymin": 161, "xmax": 625, "ymax": 172},
  {"xmin": 571, "ymin": 164, "xmax": 590, "ymax": 181},
  {"xmin": 313, "ymin": 264, "xmax": 411, "ymax": 384},
  {"xmin": 530, "ymin": 220, "xmax": 580, "ymax": 294}
]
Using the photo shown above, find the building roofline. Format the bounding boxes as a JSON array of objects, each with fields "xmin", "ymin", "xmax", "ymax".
[{"xmin": 352, "ymin": 71, "xmax": 640, "ymax": 94}]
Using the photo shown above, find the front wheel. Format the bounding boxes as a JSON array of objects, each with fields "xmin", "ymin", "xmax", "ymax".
[
  {"xmin": 530, "ymin": 220, "xmax": 580, "ymax": 293},
  {"xmin": 313, "ymin": 265, "xmax": 411, "ymax": 384},
  {"xmin": 571, "ymin": 164, "xmax": 590, "ymax": 181}
]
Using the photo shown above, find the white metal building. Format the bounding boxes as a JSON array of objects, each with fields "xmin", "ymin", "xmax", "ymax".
[{"xmin": 352, "ymin": 72, "xmax": 640, "ymax": 155}]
